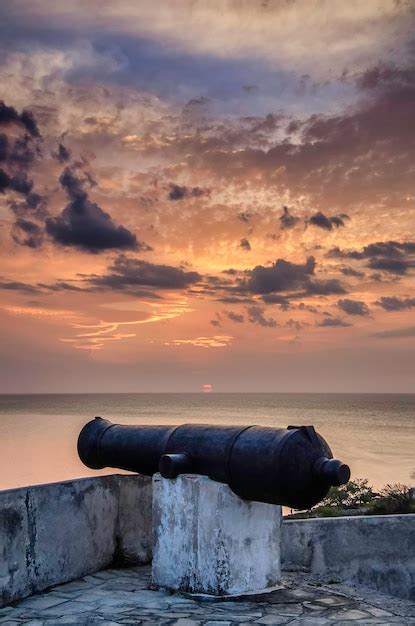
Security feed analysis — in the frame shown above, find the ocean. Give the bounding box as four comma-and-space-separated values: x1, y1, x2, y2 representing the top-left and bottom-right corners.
0, 393, 413, 491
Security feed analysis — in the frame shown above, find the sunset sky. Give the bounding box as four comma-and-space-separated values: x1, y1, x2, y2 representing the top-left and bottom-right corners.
0, 0, 414, 392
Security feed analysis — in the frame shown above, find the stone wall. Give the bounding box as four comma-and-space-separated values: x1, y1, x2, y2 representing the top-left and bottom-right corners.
282, 514, 415, 601
0, 475, 152, 607
1, 475, 414, 606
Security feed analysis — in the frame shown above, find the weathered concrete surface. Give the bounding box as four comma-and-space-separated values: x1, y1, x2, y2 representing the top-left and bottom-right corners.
282, 514, 415, 601
152, 473, 282, 596
0, 475, 152, 607
2, 564, 414, 624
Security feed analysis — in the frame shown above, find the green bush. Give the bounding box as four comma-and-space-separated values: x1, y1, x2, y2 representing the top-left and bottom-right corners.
320, 478, 376, 509
366, 484, 415, 515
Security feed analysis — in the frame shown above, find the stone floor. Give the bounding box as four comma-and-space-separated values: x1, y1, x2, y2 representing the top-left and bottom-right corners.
1, 566, 414, 625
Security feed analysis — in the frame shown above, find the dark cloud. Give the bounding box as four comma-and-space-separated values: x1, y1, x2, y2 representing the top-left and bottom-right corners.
0, 101, 40, 137
0, 168, 32, 195
223, 310, 244, 323
53, 143, 71, 163
308, 211, 349, 231
355, 63, 415, 93
12, 218, 44, 249
0, 103, 45, 242
317, 317, 351, 328
46, 168, 143, 253
88, 254, 201, 292
210, 319, 221, 327
0, 133, 8, 161
244, 256, 315, 294
327, 240, 415, 275
337, 298, 370, 316
279, 206, 299, 230
0, 278, 41, 294
303, 278, 346, 296
261, 294, 291, 309
6, 133, 40, 168
367, 257, 409, 275
375, 296, 415, 311
239, 238, 251, 251
246, 305, 277, 328
216, 295, 255, 304
168, 183, 209, 201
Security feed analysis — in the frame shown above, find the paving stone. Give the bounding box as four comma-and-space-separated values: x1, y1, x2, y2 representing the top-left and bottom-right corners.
3, 566, 415, 625
38, 600, 101, 616
314, 597, 352, 608
365, 606, 394, 617
16, 595, 69, 610
336, 609, 373, 620
51, 580, 95, 592
303, 601, 329, 611
47, 590, 84, 600
199, 615, 254, 622
292, 616, 332, 626
254, 617, 292, 625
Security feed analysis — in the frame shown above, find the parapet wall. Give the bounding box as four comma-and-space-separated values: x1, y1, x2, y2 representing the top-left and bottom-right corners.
282, 514, 415, 601
1, 475, 414, 607
0, 475, 152, 607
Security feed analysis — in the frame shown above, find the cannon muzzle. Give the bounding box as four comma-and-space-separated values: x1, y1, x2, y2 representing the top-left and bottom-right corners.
78, 417, 350, 509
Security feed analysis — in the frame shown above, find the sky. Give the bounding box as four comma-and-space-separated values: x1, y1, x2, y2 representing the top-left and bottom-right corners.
0, 0, 414, 393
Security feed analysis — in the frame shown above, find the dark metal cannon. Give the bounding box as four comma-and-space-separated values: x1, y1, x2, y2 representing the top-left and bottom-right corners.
78, 417, 350, 510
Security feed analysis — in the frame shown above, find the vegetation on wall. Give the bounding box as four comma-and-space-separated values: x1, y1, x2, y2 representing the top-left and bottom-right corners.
286, 479, 415, 518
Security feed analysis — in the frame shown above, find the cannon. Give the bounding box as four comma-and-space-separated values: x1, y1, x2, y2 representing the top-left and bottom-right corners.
78, 417, 350, 510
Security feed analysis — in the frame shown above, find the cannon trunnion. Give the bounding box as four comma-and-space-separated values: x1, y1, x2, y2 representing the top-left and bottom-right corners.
78, 417, 350, 510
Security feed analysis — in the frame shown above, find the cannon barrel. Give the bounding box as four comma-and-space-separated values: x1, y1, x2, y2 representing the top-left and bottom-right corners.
78, 417, 350, 509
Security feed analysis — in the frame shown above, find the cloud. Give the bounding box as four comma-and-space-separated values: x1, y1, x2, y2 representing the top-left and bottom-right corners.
11, 218, 44, 249
239, 238, 251, 251
0, 101, 40, 137
244, 256, 315, 294
46, 167, 143, 253
308, 211, 349, 231
0, 168, 33, 195
375, 296, 415, 311
303, 278, 346, 296
246, 306, 277, 328
88, 254, 201, 293
167, 335, 233, 348
168, 183, 208, 201
340, 266, 365, 278
372, 326, 415, 339
0, 132, 40, 169
223, 310, 244, 323
317, 317, 351, 328
53, 143, 71, 163
337, 298, 370, 316
327, 240, 415, 275
237, 211, 251, 223
261, 294, 291, 309
279, 206, 300, 230
0, 278, 41, 294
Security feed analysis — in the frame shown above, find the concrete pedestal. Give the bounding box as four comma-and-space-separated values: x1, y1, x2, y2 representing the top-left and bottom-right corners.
152, 473, 282, 596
